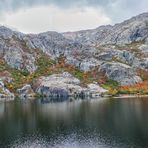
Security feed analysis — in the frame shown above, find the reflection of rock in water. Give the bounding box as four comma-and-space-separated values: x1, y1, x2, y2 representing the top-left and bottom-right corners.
40, 96, 68, 104
40, 87, 69, 101
0, 103, 4, 117
1, 98, 148, 147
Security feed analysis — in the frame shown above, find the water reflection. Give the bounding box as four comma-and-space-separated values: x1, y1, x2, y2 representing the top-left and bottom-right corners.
0, 98, 148, 147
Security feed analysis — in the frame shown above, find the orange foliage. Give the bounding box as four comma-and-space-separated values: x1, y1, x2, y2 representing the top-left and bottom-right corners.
59, 56, 66, 67
120, 81, 148, 94
137, 69, 148, 80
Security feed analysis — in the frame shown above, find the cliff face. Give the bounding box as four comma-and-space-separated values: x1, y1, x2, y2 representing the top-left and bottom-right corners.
0, 12, 148, 100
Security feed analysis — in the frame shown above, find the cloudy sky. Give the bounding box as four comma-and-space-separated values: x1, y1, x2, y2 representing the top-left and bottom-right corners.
0, 0, 148, 33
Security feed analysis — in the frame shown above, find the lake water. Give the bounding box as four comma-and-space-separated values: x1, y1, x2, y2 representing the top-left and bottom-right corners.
0, 97, 148, 148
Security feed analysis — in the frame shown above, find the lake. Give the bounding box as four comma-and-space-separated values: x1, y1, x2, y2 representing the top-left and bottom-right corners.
0, 97, 148, 148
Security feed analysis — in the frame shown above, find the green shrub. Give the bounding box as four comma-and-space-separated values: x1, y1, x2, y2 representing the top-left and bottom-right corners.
103, 79, 119, 89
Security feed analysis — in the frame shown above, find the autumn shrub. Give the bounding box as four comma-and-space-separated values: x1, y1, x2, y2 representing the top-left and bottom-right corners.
20, 68, 30, 76
0, 60, 9, 71
137, 69, 148, 81
102, 79, 119, 89
119, 82, 148, 95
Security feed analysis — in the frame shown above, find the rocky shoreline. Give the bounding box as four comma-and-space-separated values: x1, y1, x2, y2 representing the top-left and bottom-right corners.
20, 72, 108, 101
0, 72, 108, 102
113, 95, 148, 99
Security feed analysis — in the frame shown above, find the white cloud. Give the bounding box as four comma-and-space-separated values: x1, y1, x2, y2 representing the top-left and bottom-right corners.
0, 5, 112, 33
0, 0, 148, 33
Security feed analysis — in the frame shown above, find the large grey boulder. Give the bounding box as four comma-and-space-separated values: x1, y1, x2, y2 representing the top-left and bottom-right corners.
0, 79, 14, 101
34, 72, 107, 101
99, 62, 142, 85
34, 72, 86, 100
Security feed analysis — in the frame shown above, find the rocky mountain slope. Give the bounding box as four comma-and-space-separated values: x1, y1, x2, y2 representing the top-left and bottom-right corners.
63, 12, 148, 46
0, 12, 148, 100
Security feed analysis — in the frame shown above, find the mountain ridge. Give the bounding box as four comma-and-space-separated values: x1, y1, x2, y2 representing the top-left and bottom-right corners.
63, 12, 148, 46
0, 12, 148, 100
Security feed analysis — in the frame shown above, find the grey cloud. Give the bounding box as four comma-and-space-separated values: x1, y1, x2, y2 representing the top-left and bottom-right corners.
0, 0, 148, 23
0, 0, 113, 9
